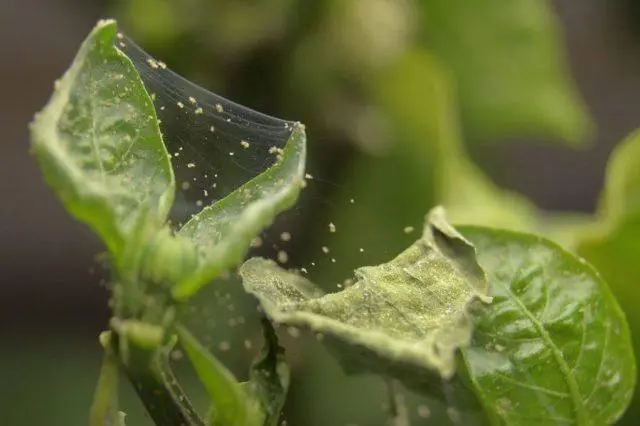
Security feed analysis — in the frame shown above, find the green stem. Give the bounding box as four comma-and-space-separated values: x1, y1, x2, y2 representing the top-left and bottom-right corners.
89, 337, 120, 426
385, 378, 410, 426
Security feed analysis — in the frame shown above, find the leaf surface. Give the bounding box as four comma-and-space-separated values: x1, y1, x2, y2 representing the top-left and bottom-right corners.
30, 20, 174, 256
460, 226, 635, 425
421, 0, 592, 144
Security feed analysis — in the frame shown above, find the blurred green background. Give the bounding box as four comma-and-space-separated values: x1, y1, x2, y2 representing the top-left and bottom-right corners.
3, 0, 640, 424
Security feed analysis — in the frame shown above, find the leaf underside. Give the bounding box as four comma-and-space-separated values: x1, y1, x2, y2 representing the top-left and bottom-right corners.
240, 207, 490, 389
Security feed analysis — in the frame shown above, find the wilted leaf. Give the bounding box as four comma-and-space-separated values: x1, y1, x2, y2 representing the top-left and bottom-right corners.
173, 124, 306, 300
460, 226, 635, 425
240, 207, 490, 385
421, 0, 592, 145
29, 19, 174, 256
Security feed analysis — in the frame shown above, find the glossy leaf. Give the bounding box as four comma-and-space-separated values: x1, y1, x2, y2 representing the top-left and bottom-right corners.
240, 207, 491, 383
176, 325, 257, 426
29, 19, 174, 256
173, 124, 306, 300
460, 226, 635, 425
421, 0, 592, 144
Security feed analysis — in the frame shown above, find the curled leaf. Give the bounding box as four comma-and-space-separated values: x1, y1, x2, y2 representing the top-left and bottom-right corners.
29, 20, 174, 256
240, 207, 490, 385
174, 124, 306, 300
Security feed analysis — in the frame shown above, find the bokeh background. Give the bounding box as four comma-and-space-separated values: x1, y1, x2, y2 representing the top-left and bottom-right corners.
3, 0, 640, 425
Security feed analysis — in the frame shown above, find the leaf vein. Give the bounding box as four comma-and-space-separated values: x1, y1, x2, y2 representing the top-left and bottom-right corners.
584, 320, 610, 405
570, 308, 588, 374
87, 63, 106, 175
494, 371, 571, 398
497, 276, 588, 423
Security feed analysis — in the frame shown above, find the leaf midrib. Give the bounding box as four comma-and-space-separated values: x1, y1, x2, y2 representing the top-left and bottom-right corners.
87, 60, 107, 176
498, 279, 588, 424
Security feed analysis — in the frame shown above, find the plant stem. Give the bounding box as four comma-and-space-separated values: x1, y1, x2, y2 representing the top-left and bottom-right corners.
385, 378, 410, 426
89, 339, 120, 426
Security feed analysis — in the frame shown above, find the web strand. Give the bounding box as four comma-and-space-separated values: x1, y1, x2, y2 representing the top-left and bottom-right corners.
115, 30, 296, 225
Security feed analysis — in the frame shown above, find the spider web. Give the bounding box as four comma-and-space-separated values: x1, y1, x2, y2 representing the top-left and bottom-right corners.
117, 32, 295, 227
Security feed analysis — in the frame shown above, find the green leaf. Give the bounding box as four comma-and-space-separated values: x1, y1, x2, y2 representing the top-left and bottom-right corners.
240, 207, 491, 385
243, 319, 290, 426
460, 226, 635, 425
173, 124, 306, 300
176, 325, 257, 426
29, 19, 174, 256
594, 129, 640, 224
438, 150, 538, 232
421, 0, 592, 145
573, 131, 640, 422
379, 49, 536, 232
179, 320, 288, 426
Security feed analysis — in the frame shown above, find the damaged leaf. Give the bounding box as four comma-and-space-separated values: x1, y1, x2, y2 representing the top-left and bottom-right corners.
240, 207, 490, 387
